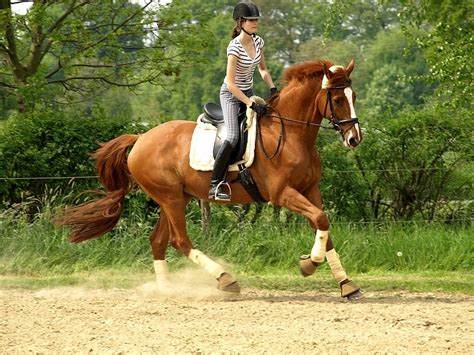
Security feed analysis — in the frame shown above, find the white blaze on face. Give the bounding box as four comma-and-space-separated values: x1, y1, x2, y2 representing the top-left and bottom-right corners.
344, 87, 356, 118
343, 87, 362, 147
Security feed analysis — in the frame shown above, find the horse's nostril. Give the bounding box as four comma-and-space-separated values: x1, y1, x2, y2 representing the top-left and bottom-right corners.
349, 137, 357, 147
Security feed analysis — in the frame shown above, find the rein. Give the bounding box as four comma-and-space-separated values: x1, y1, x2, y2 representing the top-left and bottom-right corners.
257, 110, 284, 160
257, 85, 359, 160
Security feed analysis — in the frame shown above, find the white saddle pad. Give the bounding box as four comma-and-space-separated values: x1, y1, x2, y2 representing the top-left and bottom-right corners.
189, 96, 264, 172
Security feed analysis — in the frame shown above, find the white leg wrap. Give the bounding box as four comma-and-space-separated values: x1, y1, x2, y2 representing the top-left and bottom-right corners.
326, 249, 348, 283
310, 230, 329, 263
188, 249, 225, 279
153, 259, 171, 287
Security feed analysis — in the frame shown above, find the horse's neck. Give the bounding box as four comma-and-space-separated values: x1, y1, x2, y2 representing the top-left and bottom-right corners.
274, 81, 322, 141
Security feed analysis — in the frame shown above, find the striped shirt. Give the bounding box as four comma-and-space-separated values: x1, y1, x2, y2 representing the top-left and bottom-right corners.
225, 35, 264, 90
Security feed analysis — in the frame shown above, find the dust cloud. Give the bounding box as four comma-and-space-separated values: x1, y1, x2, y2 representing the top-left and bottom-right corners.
139, 265, 234, 300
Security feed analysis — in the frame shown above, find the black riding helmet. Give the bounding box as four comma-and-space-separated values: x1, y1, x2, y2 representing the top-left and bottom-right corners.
233, 2, 261, 20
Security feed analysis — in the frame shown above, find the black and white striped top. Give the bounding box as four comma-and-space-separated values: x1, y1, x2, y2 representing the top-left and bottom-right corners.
225, 35, 264, 90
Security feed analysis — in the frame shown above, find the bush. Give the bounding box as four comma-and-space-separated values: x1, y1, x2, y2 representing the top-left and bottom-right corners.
318, 104, 472, 221
0, 107, 146, 206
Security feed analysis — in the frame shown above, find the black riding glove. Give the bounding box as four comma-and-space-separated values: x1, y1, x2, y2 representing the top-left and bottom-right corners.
270, 87, 278, 96
250, 102, 267, 116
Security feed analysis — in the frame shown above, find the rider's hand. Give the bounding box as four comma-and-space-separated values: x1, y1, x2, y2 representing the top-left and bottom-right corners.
250, 102, 267, 116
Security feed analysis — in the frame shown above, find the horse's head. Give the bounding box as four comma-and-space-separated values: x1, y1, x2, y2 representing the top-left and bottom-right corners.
318, 59, 362, 148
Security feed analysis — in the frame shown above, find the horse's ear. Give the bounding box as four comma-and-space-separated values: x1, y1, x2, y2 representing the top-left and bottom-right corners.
323, 63, 333, 79
346, 58, 355, 76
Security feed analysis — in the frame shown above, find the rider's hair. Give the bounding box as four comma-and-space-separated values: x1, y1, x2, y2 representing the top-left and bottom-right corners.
231, 19, 245, 38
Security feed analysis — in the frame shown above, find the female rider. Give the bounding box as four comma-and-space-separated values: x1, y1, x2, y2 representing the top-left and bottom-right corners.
209, 1, 277, 201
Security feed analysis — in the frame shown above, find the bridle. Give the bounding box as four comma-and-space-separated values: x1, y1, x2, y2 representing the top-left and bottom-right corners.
322, 85, 359, 136
257, 85, 359, 160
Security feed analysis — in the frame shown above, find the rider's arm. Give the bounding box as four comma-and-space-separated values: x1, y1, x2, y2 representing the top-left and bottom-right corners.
258, 49, 275, 90
226, 55, 254, 107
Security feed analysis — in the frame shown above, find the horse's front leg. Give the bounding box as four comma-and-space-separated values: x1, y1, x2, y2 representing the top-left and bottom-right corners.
277, 186, 362, 299
277, 185, 330, 261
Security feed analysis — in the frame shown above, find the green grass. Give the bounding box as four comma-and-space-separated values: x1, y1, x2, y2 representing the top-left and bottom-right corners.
0, 269, 152, 290
2, 269, 472, 295
1, 200, 473, 294
241, 270, 474, 294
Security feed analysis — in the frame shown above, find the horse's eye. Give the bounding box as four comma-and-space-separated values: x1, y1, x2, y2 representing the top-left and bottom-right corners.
334, 97, 344, 106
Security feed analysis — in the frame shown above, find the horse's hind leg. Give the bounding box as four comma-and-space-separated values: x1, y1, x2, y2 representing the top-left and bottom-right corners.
161, 198, 240, 294
149, 211, 172, 288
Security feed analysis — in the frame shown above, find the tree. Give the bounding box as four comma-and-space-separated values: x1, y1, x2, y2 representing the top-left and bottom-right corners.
255, 0, 327, 65
137, 3, 232, 121
363, 64, 413, 115
354, 105, 472, 220
399, 0, 473, 108
0, 0, 211, 113
294, 37, 360, 68
357, 28, 434, 112
323, 0, 403, 43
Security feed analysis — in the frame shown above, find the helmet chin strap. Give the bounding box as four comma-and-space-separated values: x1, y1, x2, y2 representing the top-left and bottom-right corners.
241, 27, 256, 37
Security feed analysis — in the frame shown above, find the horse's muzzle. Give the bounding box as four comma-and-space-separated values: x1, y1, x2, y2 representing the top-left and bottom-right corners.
343, 121, 362, 148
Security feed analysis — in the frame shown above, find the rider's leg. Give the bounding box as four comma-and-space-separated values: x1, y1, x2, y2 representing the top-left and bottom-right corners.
208, 140, 234, 201
208, 85, 250, 201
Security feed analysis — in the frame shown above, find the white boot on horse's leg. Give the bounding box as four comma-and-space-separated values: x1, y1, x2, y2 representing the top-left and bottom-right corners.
299, 230, 328, 276
310, 229, 328, 263
326, 249, 362, 300
188, 249, 240, 293
154, 259, 172, 289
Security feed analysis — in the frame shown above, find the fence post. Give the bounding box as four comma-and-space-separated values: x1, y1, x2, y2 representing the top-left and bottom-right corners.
200, 199, 211, 235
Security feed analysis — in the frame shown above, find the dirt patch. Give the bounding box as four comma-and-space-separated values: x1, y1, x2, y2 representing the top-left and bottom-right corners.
2, 271, 473, 353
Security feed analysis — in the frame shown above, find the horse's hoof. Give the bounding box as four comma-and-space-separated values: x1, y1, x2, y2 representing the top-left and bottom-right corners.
340, 280, 363, 300
218, 273, 240, 294
299, 255, 319, 277
346, 290, 363, 300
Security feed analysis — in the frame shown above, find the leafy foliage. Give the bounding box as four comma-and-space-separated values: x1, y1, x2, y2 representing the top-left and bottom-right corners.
0, 106, 146, 204
319, 105, 473, 221
399, 0, 473, 108
0, 0, 211, 112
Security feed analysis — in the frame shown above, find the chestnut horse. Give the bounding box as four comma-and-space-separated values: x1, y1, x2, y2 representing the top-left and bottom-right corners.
58, 59, 363, 299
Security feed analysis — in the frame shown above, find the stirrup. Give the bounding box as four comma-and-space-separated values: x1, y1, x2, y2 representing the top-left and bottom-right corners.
212, 181, 232, 201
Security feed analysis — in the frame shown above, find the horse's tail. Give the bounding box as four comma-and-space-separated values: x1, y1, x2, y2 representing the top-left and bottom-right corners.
57, 134, 140, 243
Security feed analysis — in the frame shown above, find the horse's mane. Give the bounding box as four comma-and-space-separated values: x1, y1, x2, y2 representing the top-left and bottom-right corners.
268, 59, 334, 105
283, 60, 334, 85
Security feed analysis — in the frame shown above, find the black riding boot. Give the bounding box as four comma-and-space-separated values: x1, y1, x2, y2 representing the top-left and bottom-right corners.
209, 140, 234, 201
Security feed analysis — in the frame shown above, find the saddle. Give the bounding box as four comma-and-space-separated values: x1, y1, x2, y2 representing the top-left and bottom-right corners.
200, 102, 249, 164
197, 101, 265, 202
